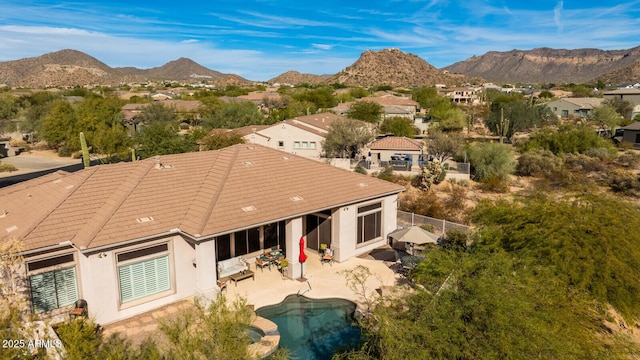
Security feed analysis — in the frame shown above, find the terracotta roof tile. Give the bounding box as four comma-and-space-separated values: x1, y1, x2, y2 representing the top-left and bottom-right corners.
1, 145, 402, 251
369, 136, 423, 151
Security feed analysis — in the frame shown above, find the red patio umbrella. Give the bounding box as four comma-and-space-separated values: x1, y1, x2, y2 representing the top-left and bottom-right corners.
299, 236, 307, 278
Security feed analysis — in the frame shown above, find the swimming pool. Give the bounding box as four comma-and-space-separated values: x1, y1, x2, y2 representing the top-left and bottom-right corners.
255, 295, 362, 360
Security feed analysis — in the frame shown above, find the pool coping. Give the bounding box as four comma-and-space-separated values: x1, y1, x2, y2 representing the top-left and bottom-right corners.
248, 315, 280, 359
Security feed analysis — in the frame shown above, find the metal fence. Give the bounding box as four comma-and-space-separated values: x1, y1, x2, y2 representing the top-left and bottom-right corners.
397, 210, 471, 236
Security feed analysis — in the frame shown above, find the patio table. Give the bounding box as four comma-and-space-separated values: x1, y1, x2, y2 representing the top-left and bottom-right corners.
230, 270, 254, 286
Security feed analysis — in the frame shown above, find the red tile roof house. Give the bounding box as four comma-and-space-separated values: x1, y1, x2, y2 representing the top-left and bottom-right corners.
368, 136, 424, 172
0, 144, 403, 325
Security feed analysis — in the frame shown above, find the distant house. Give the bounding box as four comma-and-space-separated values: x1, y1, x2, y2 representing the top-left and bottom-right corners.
212, 112, 368, 160
603, 88, 640, 106
0, 144, 403, 325
439, 87, 480, 104
332, 95, 419, 120
543, 97, 605, 119
368, 136, 424, 171
620, 121, 640, 147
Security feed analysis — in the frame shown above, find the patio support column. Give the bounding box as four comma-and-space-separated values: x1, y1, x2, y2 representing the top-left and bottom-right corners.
194, 239, 218, 299
410, 154, 419, 171
286, 217, 303, 279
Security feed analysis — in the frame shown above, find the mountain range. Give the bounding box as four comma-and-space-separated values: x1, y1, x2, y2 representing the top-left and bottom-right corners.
1, 46, 639, 88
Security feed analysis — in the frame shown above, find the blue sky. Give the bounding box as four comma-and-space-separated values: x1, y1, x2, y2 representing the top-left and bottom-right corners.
1, 0, 639, 81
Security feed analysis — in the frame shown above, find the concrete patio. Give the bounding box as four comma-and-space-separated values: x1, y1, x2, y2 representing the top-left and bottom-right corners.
101, 248, 402, 347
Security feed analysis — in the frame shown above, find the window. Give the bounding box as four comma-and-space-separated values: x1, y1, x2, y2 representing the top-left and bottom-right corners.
302, 141, 308, 149
117, 244, 171, 304
264, 221, 286, 256
561, 110, 568, 117
310, 142, 317, 149
28, 254, 78, 314
356, 202, 382, 244
234, 227, 261, 256
294, 141, 301, 149
277, 141, 284, 148
216, 234, 231, 261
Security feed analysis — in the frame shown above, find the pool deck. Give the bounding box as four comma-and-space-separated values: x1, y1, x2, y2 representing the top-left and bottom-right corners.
101, 247, 402, 348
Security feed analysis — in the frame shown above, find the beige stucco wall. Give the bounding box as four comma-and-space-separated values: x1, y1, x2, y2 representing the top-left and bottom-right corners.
82, 234, 196, 325
244, 123, 325, 159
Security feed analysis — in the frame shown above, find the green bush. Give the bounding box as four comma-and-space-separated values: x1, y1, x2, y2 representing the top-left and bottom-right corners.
354, 163, 368, 175
521, 124, 617, 156
516, 149, 563, 176
468, 142, 515, 181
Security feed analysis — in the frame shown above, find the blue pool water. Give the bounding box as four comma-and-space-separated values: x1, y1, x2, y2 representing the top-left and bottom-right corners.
256, 295, 362, 360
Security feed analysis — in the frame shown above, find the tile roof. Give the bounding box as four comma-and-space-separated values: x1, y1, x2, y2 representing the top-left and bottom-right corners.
561, 97, 605, 109
369, 137, 423, 151
0, 145, 403, 252
622, 121, 640, 131
290, 112, 347, 133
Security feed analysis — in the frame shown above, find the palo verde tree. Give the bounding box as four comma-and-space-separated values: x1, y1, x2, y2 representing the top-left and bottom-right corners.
322, 119, 374, 158
346, 100, 384, 123
379, 117, 418, 137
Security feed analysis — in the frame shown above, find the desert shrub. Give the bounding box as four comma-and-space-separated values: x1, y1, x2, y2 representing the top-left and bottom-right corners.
0, 163, 18, 172
608, 169, 640, 195
420, 224, 436, 233
376, 165, 394, 182
563, 153, 608, 173
479, 175, 510, 193
57, 145, 74, 157
617, 151, 640, 168
467, 142, 515, 181
521, 124, 616, 156
399, 190, 447, 219
583, 147, 617, 160
444, 184, 469, 223
516, 149, 563, 176
442, 228, 469, 251
354, 163, 368, 174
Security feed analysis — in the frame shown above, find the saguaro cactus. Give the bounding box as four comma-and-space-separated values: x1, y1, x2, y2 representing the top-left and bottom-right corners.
79, 132, 90, 168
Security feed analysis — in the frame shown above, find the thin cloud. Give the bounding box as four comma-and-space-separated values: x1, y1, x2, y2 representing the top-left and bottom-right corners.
554, 1, 564, 33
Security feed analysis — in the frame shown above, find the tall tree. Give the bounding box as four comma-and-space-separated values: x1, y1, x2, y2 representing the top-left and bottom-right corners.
322, 119, 374, 158
206, 101, 264, 129
0, 93, 18, 134
346, 101, 384, 123
467, 142, 515, 181
426, 130, 463, 163
380, 117, 417, 137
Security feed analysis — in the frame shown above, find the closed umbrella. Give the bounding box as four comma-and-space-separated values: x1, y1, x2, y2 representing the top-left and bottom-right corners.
299, 236, 307, 279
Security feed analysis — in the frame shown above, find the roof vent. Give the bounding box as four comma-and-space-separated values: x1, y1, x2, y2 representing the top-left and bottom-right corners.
6, 225, 17, 233
243, 161, 255, 166
136, 216, 155, 223
357, 182, 368, 188
290, 196, 304, 202
281, 156, 290, 160
242, 206, 257, 212
0, 210, 8, 218
65, 184, 74, 190
246, 146, 255, 150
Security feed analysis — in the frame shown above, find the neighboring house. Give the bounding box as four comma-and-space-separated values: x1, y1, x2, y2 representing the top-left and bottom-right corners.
368, 136, 424, 171
603, 88, 640, 106
332, 95, 419, 121
439, 87, 480, 104
216, 112, 361, 160
0, 144, 403, 325
543, 97, 605, 119
620, 121, 640, 147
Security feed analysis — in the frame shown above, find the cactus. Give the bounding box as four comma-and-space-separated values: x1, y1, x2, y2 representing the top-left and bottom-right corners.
80, 132, 90, 168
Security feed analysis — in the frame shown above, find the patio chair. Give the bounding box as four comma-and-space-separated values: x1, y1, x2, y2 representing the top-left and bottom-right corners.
255, 256, 271, 272
321, 248, 334, 266
69, 299, 88, 321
